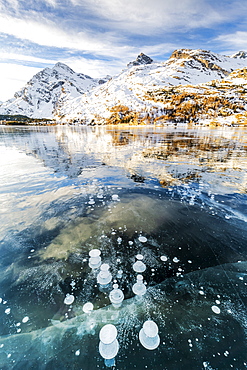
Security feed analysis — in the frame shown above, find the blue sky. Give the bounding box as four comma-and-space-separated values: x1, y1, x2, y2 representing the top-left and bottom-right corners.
0, 0, 247, 101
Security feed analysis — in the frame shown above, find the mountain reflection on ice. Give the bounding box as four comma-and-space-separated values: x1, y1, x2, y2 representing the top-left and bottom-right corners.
0, 125, 247, 369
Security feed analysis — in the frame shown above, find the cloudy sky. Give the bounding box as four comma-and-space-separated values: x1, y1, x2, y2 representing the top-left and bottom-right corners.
0, 0, 247, 101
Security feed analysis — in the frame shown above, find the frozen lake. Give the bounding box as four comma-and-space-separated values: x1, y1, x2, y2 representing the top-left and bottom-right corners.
0, 125, 247, 369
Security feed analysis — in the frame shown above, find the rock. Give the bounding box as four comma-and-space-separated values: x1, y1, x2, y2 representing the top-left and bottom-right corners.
127, 53, 153, 67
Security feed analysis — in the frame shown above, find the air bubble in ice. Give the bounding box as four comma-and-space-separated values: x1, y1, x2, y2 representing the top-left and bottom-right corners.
109, 284, 124, 309
83, 302, 94, 313
138, 236, 147, 243
133, 254, 146, 273
64, 294, 75, 305
136, 254, 143, 260
89, 249, 102, 269
139, 320, 160, 350
160, 255, 168, 262
97, 264, 112, 286
211, 305, 221, 314
99, 324, 117, 345
132, 275, 146, 297
99, 324, 119, 365
22, 316, 29, 323
116, 270, 123, 279
70, 280, 76, 289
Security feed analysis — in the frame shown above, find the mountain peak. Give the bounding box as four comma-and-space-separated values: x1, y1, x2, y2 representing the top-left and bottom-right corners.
53, 62, 75, 74
127, 53, 153, 67
231, 51, 247, 59
169, 48, 214, 60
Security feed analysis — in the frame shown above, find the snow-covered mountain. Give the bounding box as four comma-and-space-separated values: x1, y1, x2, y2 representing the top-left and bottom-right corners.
59, 49, 247, 123
0, 63, 110, 118
1, 49, 247, 125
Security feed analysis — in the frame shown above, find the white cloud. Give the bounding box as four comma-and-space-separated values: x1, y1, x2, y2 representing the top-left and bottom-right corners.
141, 43, 179, 58
44, 0, 57, 6
0, 63, 41, 101
0, 13, 134, 59
61, 57, 123, 78
0, 52, 56, 65
216, 31, 247, 51
0, 0, 236, 61
1, 0, 19, 11
71, 0, 225, 35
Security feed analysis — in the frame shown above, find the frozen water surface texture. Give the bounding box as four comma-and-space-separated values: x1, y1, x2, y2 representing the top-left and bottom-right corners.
0, 125, 247, 369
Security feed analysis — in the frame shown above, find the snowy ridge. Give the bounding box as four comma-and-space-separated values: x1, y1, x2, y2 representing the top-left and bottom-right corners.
58, 49, 247, 123
0, 63, 110, 119
231, 51, 247, 59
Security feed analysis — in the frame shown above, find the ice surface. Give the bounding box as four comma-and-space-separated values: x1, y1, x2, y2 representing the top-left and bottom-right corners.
0, 129, 247, 369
